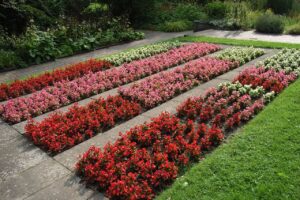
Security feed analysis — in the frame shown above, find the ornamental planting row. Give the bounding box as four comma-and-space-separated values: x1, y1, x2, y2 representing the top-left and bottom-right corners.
0, 41, 181, 101
0, 43, 220, 123
258, 48, 300, 75
75, 49, 299, 199
215, 47, 264, 65
75, 83, 271, 199
103, 41, 181, 66
24, 57, 235, 153
119, 57, 238, 108
118, 47, 265, 109
0, 60, 112, 101
26, 96, 142, 153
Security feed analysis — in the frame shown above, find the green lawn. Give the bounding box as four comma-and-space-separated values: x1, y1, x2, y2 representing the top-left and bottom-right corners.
157, 79, 300, 200
176, 36, 300, 49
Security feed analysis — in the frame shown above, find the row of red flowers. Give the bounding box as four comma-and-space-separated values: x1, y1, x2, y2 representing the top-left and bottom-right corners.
234, 66, 297, 93
0, 42, 182, 101
0, 60, 112, 101
75, 82, 272, 199
0, 43, 220, 124
25, 95, 142, 153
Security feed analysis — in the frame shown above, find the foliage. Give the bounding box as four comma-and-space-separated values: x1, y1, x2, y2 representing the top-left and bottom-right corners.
15, 24, 60, 64
242, 10, 263, 29
209, 19, 240, 30
159, 20, 192, 32
0, 50, 25, 70
255, 12, 284, 34
143, 2, 207, 32
267, 0, 293, 14
205, 1, 228, 19
285, 23, 300, 35
0, 18, 144, 70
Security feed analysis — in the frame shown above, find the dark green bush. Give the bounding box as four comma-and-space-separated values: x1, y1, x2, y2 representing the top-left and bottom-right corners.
285, 23, 300, 35
159, 20, 192, 32
15, 25, 60, 64
205, 1, 227, 19
255, 14, 284, 34
0, 50, 25, 70
267, 0, 293, 15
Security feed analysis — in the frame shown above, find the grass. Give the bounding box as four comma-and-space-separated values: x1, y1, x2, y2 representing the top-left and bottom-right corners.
176, 36, 300, 49
157, 79, 300, 200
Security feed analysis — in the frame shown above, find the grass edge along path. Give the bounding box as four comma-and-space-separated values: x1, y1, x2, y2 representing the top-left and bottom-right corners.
157, 79, 300, 200
176, 36, 300, 49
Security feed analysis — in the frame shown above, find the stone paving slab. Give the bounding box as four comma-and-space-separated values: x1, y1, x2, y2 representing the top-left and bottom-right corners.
0, 122, 20, 146
0, 159, 70, 200
24, 174, 98, 200
0, 134, 48, 181
0, 31, 192, 84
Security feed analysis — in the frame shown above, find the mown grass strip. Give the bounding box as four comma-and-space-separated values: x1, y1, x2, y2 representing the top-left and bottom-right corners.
157, 79, 300, 200
176, 36, 300, 49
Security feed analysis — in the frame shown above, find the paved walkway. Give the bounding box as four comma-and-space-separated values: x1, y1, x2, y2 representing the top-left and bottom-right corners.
193, 29, 300, 44
0, 30, 192, 83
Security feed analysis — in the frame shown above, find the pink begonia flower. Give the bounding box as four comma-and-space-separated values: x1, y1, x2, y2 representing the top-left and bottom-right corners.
119, 57, 237, 109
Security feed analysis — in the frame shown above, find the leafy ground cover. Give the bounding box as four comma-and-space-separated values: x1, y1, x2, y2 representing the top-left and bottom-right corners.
177, 36, 300, 49
157, 78, 300, 200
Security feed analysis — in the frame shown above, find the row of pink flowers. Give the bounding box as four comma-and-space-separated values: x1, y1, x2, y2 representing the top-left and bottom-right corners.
0, 43, 220, 123
119, 57, 238, 108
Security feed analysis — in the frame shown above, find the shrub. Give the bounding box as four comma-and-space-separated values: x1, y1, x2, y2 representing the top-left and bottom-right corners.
0, 50, 25, 70
173, 3, 208, 22
205, 1, 228, 19
209, 19, 241, 30
267, 0, 293, 15
285, 23, 300, 35
255, 13, 284, 34
159, 20, 192, 32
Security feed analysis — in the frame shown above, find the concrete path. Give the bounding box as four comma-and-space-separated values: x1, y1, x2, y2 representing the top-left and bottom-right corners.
0, 47, 278, 200
193, 29, 300, 44
0, 30, 192, 83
